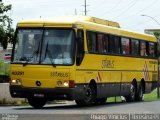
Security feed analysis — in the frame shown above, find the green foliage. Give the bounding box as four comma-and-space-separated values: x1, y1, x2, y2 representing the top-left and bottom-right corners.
154, 31, 160, 38
0, 59, 10, 76
153, 31, 160, 55
0, 2, 14, 49
0, 3, 12, 14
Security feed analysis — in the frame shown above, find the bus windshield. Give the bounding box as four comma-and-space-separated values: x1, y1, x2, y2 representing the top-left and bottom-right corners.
12, 29, 75, 65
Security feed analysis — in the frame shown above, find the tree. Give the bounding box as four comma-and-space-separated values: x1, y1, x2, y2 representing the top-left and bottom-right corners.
153, 31, 160, 56
0, 2, 14, 50
154, 31, 160, 39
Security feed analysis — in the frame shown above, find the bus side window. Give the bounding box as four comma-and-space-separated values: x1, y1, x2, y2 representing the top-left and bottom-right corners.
109, 35, 121, 54
103, 34, 109, 53
131, 39, 139, 56
140, 41, 147, 56
155, 43, 158, 57
121, 37, 130, 55
97, 33, 104, 53
87, 31, 97, 53
149, 42, 155, 57
76, 29, 84, 66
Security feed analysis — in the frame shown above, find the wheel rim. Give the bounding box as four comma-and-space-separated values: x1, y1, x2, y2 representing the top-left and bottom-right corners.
84, 86, 92, 102
130, 84, 135, 100
139, 85, 143, 99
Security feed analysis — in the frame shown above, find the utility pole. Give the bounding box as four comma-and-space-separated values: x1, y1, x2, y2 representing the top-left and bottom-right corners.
83, 0, 89, 16
75, 8, 77, 15
84, 0, 87, 15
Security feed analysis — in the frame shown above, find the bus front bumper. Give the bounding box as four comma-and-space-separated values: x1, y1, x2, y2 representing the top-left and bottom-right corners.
9, 85, 86, 100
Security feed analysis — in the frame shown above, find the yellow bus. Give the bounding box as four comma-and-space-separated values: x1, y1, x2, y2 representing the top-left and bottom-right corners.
10, 15, 158, 108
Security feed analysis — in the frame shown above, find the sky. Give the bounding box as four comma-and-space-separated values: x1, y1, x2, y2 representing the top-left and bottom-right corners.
2, 0, 160, 33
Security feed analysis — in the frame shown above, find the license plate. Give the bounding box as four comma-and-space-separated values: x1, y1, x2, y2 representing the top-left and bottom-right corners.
34, 93, 44, 98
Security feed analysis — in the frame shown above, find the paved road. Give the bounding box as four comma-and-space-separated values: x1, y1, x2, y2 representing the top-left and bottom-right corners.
0, 100, 160, 120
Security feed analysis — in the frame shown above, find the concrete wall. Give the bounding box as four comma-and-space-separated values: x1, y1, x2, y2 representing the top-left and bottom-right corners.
0, 83, 25, 104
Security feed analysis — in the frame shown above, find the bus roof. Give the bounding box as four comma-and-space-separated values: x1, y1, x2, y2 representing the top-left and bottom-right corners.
18, 15, 120, 28
81, 21, 157, 42
17, 15, 157, 42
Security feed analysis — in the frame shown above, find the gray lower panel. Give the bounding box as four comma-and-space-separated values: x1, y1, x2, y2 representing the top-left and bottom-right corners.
96, 83, 130, 98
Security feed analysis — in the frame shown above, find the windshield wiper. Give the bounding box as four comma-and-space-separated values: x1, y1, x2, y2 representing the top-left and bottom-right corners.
17, 57, 29, 66
44, 42, 56, 67
22, 60, 29, 66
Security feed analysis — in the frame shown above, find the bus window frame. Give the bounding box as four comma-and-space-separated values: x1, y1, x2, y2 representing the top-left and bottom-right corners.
11, 27, 76, 66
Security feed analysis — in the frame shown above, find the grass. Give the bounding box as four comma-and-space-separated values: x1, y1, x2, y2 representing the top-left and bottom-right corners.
107, 89, 160, 103
107, 96, 122, 103
144, 89, 160, 101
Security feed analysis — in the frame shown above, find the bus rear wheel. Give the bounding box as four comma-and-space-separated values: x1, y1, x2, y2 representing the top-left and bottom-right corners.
28, 98, 46, 109
136, 83, 144, 101
125, 83, 136, 102
75, 83, 96, 106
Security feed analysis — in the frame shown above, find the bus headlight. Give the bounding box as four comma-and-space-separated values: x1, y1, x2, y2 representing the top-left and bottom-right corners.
11, 79, 21, 85
57, 81, 62, 87
64, 81, 69, 87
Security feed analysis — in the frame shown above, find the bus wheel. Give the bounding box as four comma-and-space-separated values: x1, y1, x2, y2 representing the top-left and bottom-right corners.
136, 83, 144, 101
125, 83, 136, 102
28, 98, 46, 109
75, 83, 96, 106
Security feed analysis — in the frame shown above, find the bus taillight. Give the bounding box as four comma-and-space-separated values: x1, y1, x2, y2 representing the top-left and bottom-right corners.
69, 80, 75, 88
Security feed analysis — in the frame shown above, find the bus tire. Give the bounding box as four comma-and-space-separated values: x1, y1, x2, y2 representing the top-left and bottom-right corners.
28, 98, 46, 109
75, 83, 96, 106
125, 82, 136, 102
136, 83, 144, 101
